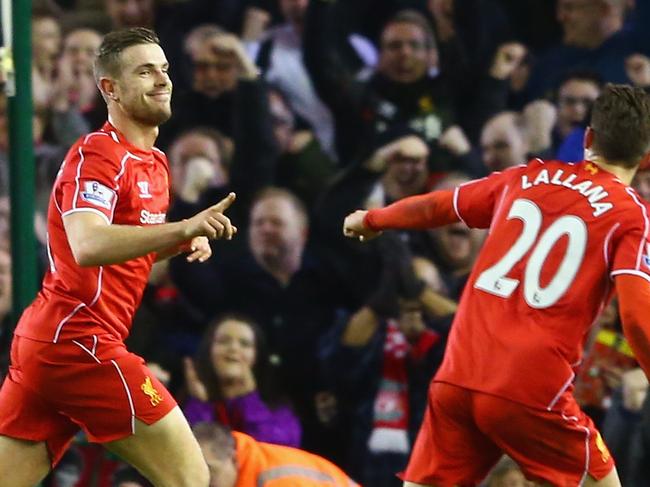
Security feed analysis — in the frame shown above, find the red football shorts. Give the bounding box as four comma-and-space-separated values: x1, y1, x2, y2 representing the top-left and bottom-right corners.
402, 382, 615, 487
0, 334, 176, 467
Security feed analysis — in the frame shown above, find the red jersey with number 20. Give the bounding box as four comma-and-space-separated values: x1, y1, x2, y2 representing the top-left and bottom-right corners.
14, 122, 171, 343
435, 159, 650, 410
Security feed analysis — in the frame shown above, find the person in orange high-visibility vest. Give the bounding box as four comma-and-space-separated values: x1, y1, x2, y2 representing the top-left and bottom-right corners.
193, 421, 360, 487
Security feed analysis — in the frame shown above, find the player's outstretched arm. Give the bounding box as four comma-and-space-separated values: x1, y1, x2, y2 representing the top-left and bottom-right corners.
342, 189, 459, 242
63, 193, 238, 267
617, 274, 650, 378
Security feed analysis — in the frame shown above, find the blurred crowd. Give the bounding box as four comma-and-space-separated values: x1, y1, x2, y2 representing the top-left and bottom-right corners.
1, 0, 650, 485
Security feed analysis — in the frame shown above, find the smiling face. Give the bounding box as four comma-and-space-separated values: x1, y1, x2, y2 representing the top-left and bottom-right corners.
379, 21, 431, 83
210, 319, 257, 382
109, 43, 172, 126
248, 195, 307, 269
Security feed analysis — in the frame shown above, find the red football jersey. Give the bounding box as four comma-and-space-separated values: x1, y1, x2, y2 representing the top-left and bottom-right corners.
435, 159, 650, 410
15, 123, 171, 343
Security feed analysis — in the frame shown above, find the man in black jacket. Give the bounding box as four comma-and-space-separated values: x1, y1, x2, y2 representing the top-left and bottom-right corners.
303, 3, 484, 174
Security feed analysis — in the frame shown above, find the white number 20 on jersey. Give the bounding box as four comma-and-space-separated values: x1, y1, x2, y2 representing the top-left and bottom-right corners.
474, 199, 587, 309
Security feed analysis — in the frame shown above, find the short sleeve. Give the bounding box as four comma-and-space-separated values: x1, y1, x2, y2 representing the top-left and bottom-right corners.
611, 224, 650, 283
59, 138, 123, 224
454, 165, 523, 229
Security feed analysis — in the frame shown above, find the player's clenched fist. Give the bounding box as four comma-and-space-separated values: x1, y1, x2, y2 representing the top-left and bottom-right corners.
343, 210, 382, 242
184, 192, 238, 240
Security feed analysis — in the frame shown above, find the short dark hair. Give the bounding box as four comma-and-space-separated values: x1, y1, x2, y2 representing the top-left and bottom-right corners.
557, 69, 604, 92
383, 10, 437, 51
32, 0, 62, 20
94, 27, 160, 81
590, 84, 650, 168
251, 187, 309, 230
192, 422, 236, 460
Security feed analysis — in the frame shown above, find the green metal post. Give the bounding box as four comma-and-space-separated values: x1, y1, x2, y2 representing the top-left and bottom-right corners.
8, 0, 37, 318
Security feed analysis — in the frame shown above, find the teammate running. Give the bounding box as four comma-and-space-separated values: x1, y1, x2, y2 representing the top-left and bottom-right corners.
344, 84, 650, 487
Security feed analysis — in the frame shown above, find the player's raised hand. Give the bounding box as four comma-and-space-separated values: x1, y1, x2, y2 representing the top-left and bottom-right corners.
184, 192, 238, 240
343, 210, 382, 242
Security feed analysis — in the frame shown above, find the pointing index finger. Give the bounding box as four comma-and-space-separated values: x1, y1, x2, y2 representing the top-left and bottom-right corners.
212, 192, 236, 213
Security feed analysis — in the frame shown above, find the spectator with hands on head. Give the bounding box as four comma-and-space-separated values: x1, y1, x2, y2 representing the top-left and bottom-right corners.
321, 232, 454, 486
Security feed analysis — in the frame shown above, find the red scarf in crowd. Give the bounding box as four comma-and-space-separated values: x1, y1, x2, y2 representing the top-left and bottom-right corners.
368, 320, 439, 454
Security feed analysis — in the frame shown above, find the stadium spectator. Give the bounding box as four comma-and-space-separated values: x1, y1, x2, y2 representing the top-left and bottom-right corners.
104, 0, 155, 29
46, 27, 105, 148
480, 102, 556, 171
303, 4, 477, 172
625, 53, 650, 91
525, 0, 650, 100
193, 421, 358, 487
58, 27, 107, 136
183, 314, 301, 447
552, 71, 604, 162
171, 187, 343, 387
465, 41, 530, 137
484, 456, 533, 487
266, 87, 337, 210
158, 27, 261, 146
632, 169, 650, 201
554, 71, 603, 148
313, 134, 439, 309
600, 367, 647, 484
479, 112, 529, 173
253, 0, 339, 157
321, 237, 453, 486
32, 5, 62, 114
167, 127, 232, 222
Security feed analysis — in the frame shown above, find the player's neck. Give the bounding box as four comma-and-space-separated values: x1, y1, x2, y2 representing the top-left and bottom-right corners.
588, 155, 637, 186
107, 113, 159, 151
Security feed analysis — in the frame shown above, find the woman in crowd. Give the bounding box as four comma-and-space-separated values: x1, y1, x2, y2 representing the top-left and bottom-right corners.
183, 314, 302, 447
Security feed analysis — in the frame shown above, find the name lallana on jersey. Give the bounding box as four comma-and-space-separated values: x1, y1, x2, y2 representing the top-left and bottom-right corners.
521, 168, 613, 217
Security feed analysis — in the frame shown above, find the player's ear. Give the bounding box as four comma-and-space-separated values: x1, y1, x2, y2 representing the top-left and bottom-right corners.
99, 77, 119, 102
583, 126, 594, 150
